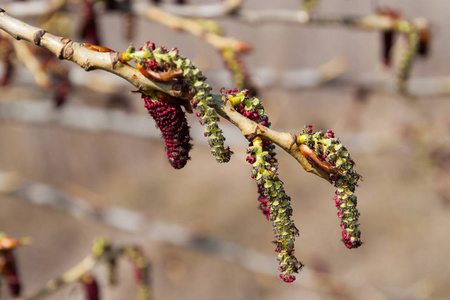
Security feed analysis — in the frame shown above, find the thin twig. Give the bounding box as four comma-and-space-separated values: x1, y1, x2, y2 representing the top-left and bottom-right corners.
2, 0, 67, 18
136, 5, 252, 53
9, 38, 52, 89
0, 9, 179, 98
17, 241, 107, 300
157, 0, 244, 18
213, 94, 331, 181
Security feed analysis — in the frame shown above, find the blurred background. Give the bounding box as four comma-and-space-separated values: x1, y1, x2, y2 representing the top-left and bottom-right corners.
1, 0, 450, 299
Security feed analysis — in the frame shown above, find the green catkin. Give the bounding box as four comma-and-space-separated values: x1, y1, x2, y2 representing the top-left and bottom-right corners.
227, 90, 302, 283
298, 126, 362, 249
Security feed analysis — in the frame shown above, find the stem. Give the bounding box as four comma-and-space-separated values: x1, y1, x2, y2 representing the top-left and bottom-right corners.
18, 250, 104, 300
213, 95, 331, 181
0, 9, 180, 98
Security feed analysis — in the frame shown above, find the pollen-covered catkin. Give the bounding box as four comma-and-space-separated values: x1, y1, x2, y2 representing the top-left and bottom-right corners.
227, 89, 303, 282
298, 126, 362, 249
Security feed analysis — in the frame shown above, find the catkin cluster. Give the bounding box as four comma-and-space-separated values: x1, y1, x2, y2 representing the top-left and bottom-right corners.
123, 42, 231, 163
227, 89, 302, 282
297, 126, 362, 249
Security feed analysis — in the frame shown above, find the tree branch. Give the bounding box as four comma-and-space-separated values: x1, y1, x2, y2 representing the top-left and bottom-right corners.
18, 241, 106, 300
0, 8, 335, 182
156, 0, 244, 18
137, 5, 252, 53
0, 8, 180, 98
213, 95, 331, 181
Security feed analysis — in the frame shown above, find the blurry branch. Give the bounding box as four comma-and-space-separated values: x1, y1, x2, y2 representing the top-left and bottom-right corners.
0, 30, 51, 89
1, 172, 441, 300
137, 5, 252, 53
12, 238, 151, 300
2, 0, 244, 19
155, 0, 244, 18
2, 0, 67, 18
0, 171, 279, 277
4, 0, 430, 33
234, 9, 428, 32
20, 246, 102, 300
9, 37, 52, 89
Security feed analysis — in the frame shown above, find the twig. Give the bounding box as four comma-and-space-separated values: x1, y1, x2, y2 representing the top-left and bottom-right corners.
2, 0, 67, 18
10, 38, 52, 89
213, 95, 330, 181
0, 9, 330, 181
17, 240, 109, 300
136, 5, 252, 53
2, 172, 444, 300
0, 9, 179, 99
156, 0, 244, 18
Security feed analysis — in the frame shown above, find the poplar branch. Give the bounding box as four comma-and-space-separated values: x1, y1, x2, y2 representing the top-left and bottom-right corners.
235, 9, 429, 33
9, 36, 52, 89
0, 8, 331, 182
157, 0, 244, 18
213, 95, 331, 182
137, 5, 252, 53
0, 8, 180, 98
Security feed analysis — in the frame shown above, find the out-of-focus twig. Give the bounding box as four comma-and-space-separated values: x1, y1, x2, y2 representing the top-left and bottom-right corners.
8, 237, 152, 300
10, 38, 52, 89
157, 0, 244, 18
138, 5, 252, 53
0, 9, 179, 98
18, 239, 109, 300
3, 0, 67, 18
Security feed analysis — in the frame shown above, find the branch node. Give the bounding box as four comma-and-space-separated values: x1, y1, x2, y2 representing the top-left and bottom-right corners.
58, 38, 72, 59
62, 41, 74, 59
33, 29, 46, 46
245, 126, 259, 141
82, 58, 92, 71
110, 52, 119, 68
288, 133, 297, 151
